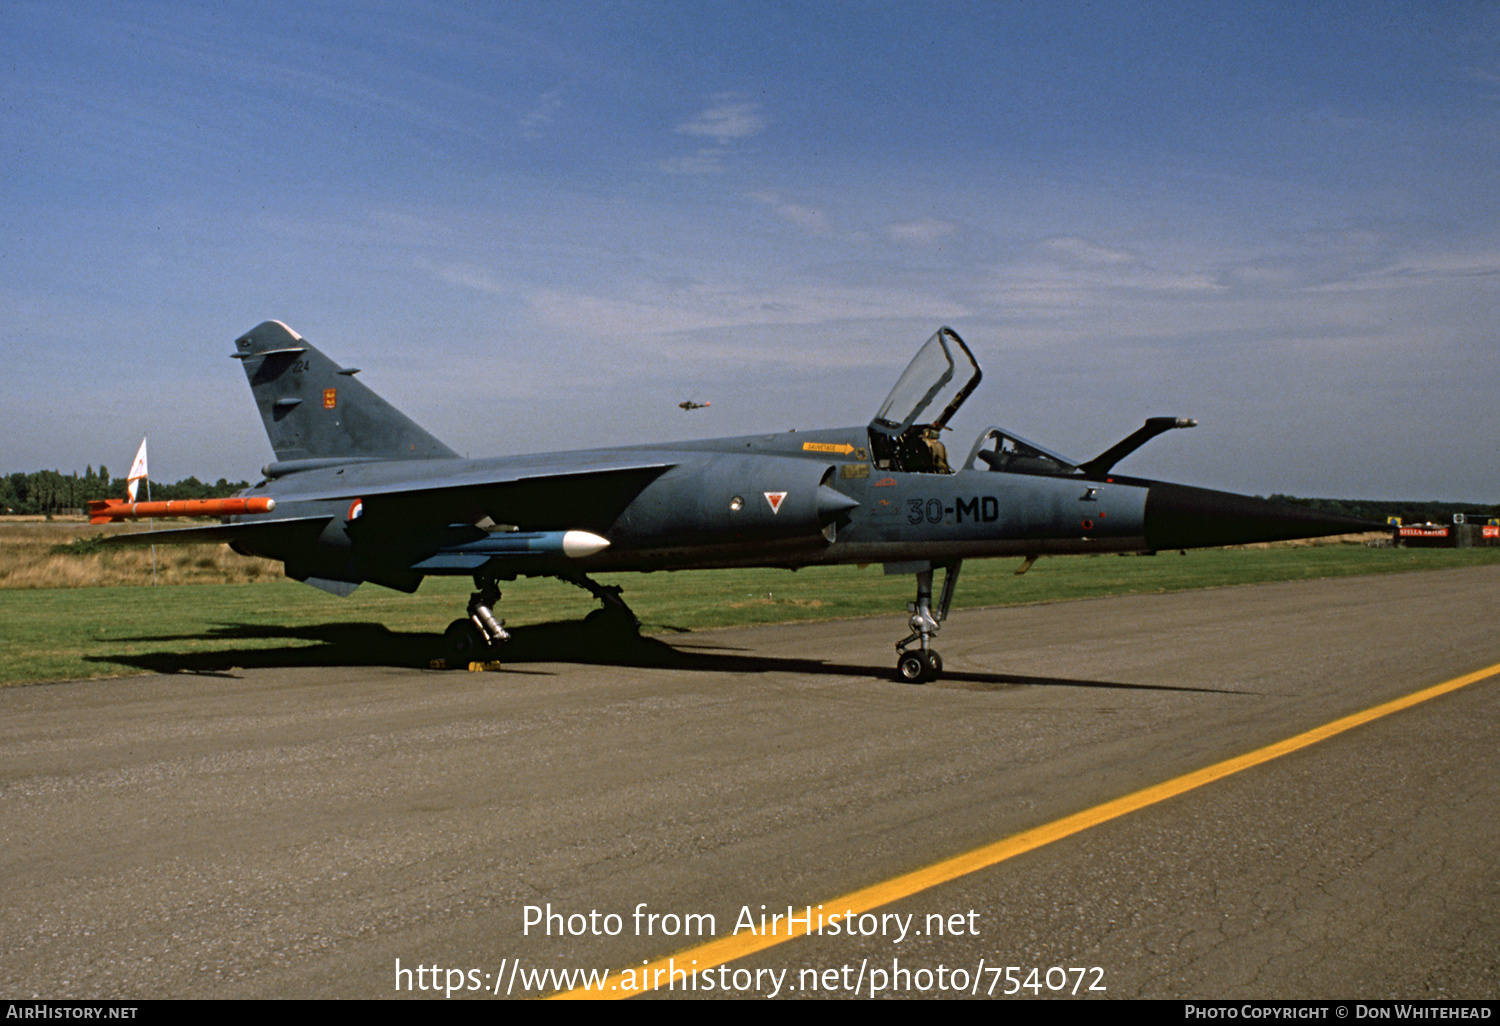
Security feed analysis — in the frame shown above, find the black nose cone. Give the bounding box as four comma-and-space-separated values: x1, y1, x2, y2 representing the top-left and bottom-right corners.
1145, 483, 1379, 550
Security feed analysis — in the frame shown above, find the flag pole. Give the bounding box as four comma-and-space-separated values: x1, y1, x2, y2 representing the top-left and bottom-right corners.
147, 476, 157, 587
128, 437, 156, 586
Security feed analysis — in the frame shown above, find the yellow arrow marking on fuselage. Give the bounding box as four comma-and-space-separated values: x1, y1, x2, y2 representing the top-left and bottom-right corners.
801, 442, 856, 455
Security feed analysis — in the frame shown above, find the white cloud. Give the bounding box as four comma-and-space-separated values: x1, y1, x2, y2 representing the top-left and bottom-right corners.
885, 218, 958, 246
751, 192, 829, 232
519, 89, 564, 139
1462, 63, 1500, 98
527, 280, 967, 340
660, 147, 728, 175
676, 98, 768, 143
1303, 247, 1500, 292
662, 97, 768, 174
1042, 236, 1141, 266
426, 261, 515, 297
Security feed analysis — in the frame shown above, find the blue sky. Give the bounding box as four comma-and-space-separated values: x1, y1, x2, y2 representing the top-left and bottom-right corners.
4, 1, 1497, 500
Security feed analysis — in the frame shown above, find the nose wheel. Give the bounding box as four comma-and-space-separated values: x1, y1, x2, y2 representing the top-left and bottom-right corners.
897, 649, 944, 683
893, 561, 960, 684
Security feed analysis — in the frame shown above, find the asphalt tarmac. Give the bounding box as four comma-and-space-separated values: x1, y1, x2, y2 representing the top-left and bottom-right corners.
2, 565, 1498, 1000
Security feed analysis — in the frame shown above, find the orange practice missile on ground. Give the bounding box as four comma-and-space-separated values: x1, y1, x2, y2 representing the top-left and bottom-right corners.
87, 497, 275, 524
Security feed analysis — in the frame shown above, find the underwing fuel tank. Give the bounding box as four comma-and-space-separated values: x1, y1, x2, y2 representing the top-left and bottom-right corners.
87, 497, 276, 524
1142, 482, 1373, 550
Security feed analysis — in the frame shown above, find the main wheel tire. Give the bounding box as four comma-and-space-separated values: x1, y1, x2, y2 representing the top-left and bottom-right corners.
443, 618, 487, 667
585, 606, 640, 641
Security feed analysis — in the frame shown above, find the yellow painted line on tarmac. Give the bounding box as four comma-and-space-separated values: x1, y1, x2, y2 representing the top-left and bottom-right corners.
551, 659, 1500, 999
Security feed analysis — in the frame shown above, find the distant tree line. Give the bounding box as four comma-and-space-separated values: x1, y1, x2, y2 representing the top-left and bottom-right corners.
0, 468, 250, 515
1271, 495, 1500, 526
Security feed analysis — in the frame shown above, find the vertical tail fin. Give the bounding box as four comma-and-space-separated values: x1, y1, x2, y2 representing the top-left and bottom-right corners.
232, 321, 458, 463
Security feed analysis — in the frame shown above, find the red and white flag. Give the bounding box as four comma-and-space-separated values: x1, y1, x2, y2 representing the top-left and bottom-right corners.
127, 438, 148, 501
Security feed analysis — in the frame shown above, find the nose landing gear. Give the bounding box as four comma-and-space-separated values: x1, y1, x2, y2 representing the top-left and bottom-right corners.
893, 561, 961, 683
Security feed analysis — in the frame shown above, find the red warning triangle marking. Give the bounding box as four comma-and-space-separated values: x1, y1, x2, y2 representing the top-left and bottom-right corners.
764, 491, 787, 514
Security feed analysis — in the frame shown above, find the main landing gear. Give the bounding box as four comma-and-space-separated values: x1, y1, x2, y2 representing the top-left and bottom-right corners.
560, 573, 641, 635
441, 573, 643, 666
894, 562, 961, 684
443, 577, 511, 665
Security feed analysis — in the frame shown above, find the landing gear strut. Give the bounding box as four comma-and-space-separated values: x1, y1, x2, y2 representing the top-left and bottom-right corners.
440, 574, 643, 667
562, 574, 642, 639
443, 576, 510, 665
894, 561, 961, 683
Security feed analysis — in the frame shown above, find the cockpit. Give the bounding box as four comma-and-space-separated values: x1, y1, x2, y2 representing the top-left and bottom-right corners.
869, 327, 1191, 479
867, 327, 983, 474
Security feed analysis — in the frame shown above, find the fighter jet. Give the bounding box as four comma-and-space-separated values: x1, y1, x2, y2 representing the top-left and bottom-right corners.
102, 322, 1372, 682
678, 400, 711, 411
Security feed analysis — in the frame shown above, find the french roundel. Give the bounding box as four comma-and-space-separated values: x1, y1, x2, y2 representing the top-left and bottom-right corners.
348, 499, 364, 521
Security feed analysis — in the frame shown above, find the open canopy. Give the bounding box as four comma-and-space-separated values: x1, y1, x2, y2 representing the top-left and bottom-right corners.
869, 327, 982, 438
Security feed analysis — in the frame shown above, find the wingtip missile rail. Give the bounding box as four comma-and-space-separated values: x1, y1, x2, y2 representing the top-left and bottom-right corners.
87, 497, 276, 524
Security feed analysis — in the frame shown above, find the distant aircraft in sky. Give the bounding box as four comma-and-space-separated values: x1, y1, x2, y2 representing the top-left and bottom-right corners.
98, 322, 1372, 682
678, 400, 710, 411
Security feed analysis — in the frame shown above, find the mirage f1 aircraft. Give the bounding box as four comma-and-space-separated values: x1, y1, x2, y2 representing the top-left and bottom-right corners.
102, 321, 1371, 682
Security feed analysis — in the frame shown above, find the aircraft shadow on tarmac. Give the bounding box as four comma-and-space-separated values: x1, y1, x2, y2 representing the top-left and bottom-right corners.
83, 615, 1244, 695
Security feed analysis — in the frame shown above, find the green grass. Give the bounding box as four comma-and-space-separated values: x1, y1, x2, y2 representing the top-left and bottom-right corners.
3, 544, 1498, 685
